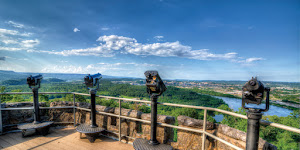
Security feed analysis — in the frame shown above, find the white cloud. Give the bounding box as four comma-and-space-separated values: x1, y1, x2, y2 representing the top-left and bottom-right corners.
33, 35, 263, 63
21, 39, 40, 48
58, 60, 68, 63
40, 62, 160, 75
0, 28, 18, 35
73, 28, 80, 32
0, 47, 24, 51
3, 56, 28, 61
41, 64, 123, 74
245, 57, 264, 63
0, 26, 38, 51
101, 27, 110, 31
232, 57, 265, 65
0, 39, 39, 51
154, 35, 164, 41
2, 39, 18, 44
20, 32, 32, 37
41, 65, 85, 73
97, 62, 160, 67
6, 21, 25, 28
0, 28, 31, 37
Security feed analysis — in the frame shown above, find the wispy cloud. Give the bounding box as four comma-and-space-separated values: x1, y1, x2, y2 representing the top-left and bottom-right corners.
154, 35, 164, 41
41, 65, 87, 74
0, 28, 31, 37
0, 25, 39, 51
58, 60, 68, 63
21, 39, 40, 48
0, 47, 24, 51
41, 62, 160, 75
73, 28, 80, 32
101, 27, 110, 31
0, 28, 18, 35
97, 62, 160, 67
41, 64, 124, 74
245, 57, 264, 63
6, 21, 25, 28
2, 39, 18, 44
232, 57, 265, 65
3, 56, 28, 61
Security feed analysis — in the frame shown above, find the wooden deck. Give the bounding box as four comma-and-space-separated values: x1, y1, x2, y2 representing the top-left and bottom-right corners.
0, 127, 134, 150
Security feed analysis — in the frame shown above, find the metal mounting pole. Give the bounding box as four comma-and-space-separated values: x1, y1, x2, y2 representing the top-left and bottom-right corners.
246, 109, 262, 150
33, 88, 40, 123
0, 96, 2, 134
149, 94, 159, 145
119, 99, 121, 142
90, 90, 97, 128
73, 94, 76, 127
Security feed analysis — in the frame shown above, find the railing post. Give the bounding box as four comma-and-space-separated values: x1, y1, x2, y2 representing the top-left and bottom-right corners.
73, 93, 76, 127
0, 96, 2, 134
119, 99, 121, 142
202, 109, 207, 150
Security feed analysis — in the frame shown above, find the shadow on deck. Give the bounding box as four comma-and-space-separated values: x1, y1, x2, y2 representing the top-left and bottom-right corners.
0, 127, 134, 150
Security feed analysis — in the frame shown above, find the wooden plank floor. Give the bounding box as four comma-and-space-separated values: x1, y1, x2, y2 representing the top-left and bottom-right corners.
0, 127, 134, 150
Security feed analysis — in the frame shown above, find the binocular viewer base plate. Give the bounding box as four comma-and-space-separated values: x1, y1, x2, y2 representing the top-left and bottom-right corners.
18, 121, 53, 130
76, 124, 105, 143
133, 138, 173, 150
18, 121, 53, 137
76, 124, 104, 134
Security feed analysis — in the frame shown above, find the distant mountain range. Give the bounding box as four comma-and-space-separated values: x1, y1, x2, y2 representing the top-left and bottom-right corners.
0, 70, 137, 82
0, 70, 298, 84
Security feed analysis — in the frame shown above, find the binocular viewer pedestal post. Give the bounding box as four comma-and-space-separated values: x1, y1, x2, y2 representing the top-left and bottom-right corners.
76, 89, 104, 143
32, 88, 40, 124
18, 87, 53, 137
133, 94, 172, 150
246, 109, 263, 150
90, 89, 98, 128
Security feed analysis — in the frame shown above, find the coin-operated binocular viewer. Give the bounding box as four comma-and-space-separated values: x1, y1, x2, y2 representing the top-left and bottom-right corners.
76, 73, 105, 143
242, 77, 270, 150
18, 75, 53, 137
133, 71, 172, 150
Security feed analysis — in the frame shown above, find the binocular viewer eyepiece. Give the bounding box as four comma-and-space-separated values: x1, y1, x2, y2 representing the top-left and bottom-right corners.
242, 77, 265, 105
144, 70, 167, 95
27, 74, 43, 88
242, 77, 270, 112
84, 73, 102, 92
84, 73, 102, 88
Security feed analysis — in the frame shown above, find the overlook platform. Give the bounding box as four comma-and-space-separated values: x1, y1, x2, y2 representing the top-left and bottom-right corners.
1, 92, 299, 150
0, 127, 134, 150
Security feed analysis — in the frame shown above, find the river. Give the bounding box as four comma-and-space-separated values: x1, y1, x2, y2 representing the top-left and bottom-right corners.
213, 96, 294, 122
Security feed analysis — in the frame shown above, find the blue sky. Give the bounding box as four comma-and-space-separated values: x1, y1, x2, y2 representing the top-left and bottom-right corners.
0, 0, 299, 82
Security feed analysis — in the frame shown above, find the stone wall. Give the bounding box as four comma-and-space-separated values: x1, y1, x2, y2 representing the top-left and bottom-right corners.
171, 115, 277, 150
1, 101, 277, 150
49, 101, 175, 144
1, 102, 48, 125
